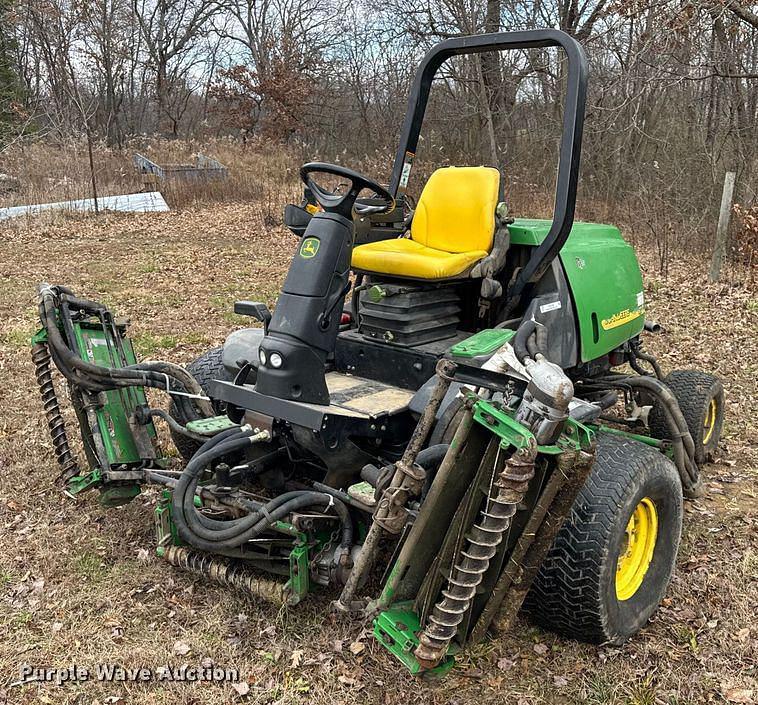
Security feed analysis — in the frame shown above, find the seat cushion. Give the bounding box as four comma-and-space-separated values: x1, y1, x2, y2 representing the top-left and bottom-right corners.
411, 166, 500, 253
352, 238, 487, 280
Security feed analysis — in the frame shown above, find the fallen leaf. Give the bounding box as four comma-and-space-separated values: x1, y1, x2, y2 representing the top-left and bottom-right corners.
724, 688, 754, 703
173, 640, 191, 656
348, 641, 365, 656
496, 657, 515, 670
533, 643, 548, 655
231, 681, 250, 697
735, 628, 750, 642
290, 649, 304, 667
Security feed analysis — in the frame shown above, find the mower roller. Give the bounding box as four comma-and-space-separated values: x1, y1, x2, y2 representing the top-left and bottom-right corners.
32, 29, 725, 675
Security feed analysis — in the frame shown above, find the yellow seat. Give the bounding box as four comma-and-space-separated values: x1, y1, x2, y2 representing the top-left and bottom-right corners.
352, 166, 500, 280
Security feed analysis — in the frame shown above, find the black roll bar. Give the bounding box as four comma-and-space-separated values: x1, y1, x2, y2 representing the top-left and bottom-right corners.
389, 29, 588, 297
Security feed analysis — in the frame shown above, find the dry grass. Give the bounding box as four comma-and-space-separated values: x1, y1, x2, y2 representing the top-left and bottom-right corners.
0, 137, 302, 214
0, 154, 756, 705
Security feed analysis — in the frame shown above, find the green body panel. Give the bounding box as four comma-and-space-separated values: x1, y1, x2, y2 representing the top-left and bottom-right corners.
450, 328, 515, 358
509, 218, 645, 362
71, 321, 155, 466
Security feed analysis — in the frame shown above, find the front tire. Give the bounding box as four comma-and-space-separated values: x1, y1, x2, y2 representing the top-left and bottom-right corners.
525, 434, 683, 644
170, 347, 234, 461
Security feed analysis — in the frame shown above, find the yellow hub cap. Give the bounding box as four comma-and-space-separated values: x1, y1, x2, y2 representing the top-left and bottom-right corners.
703, 398, 718, 445
616, 497, 658, 601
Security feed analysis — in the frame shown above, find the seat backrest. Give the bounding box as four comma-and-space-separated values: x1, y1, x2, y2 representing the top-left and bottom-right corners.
410, 166, 500, 254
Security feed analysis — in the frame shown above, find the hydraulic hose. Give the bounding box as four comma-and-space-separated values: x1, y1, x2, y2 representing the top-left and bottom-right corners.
418, 444, 450, 498
127, 361, 213, 418
171, 429, 353, 552
513, 318, 537, 364
38, 287, 209, 421
599, 375, 700, 491
142, 408, 208, 442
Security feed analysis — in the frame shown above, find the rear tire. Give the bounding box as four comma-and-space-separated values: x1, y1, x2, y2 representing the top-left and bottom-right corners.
170, 347, 234, 462
648, 369, 724, 464
524, 434, 683, 644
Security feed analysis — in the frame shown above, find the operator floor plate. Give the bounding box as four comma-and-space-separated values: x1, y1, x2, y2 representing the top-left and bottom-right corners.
325, 372, 414, 416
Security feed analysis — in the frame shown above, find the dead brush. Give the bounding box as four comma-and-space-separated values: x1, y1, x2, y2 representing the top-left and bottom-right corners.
733, 203, 758, 276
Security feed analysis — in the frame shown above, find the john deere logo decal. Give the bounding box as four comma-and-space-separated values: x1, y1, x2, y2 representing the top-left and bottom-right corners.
601, 307, 644, 331
300, 237, 320, 258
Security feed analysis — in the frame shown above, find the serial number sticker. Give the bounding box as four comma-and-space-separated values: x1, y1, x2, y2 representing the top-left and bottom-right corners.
636, 291, 644, 307
539, 301, 562, 314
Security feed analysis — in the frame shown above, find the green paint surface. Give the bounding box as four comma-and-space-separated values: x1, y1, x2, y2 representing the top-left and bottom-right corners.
450, 328, 516, 358
186, 415, 238, 435
373, 604, 455, 676
72, 321, 155, 466
509, 218, 645, 361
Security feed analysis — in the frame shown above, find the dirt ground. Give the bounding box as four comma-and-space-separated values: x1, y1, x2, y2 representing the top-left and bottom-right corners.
0, 202, 756, 705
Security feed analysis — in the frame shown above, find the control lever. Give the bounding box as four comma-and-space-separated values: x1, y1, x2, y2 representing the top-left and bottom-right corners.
234, 301, 272, 333
319, 281, 352, 331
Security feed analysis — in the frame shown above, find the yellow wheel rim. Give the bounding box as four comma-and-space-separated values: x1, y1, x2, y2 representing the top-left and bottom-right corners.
703, 398, 717, 445
616, 497, 658, 601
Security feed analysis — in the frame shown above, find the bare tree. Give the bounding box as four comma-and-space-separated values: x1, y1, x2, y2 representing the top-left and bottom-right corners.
131, 0, 220, 135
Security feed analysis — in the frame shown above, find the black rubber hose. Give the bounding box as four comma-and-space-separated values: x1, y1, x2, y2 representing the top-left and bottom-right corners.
60, 293, 107, 312
592, 390, 619, 410
245, 492, 353, 550
513, 318, 537, 363
599, 375, 699, 487
633, 346, 664, 380
526, 333, 540, 359
145, 470, 178, 486
172, 431, 353, 551
535, 321, 549, 353
173, 433, 265, 542
143, 408, 208, 442
40, 292, 207, 421
418, 444, 450, 499
127, 361, 213, 418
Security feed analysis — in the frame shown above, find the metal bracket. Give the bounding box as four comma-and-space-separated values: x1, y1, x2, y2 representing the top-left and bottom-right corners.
373, 604, 456, 676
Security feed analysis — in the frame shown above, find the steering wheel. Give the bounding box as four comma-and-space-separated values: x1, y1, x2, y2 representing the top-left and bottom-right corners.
300, 162, 395, 219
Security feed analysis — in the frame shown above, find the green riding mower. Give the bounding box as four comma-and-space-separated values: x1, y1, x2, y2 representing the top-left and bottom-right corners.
32, 30, 724, 675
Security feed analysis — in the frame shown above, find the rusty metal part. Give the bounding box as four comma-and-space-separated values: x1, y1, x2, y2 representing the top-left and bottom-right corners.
374, 358, 458, 534
163, 545, 292, 606
32, 341, 81, 482
491, 446, 596, 632
334, 358, 457, 613
469, 446, 594, 642
369, 400, 476, 613
414, 440, 537, 669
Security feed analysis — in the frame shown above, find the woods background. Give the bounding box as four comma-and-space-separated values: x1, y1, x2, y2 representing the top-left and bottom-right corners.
1, 0, 757, 266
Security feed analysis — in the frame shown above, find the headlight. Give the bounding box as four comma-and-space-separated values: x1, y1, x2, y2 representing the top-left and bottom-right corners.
269, 352, 283, 369
259, 349, 267, 366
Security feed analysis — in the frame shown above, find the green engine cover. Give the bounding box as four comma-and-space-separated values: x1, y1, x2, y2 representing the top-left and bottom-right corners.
509, 219, 645, 363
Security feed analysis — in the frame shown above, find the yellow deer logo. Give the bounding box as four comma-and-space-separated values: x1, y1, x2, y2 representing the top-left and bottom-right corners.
300, 237, 320, 259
